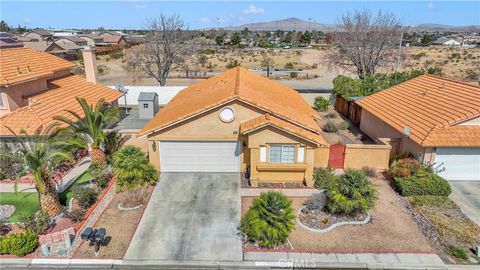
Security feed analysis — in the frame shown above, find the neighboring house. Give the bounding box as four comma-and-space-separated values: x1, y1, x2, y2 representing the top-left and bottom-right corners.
101, 35, 127, 46
0, 47, 123, 136
13, 35, 37, 42
356, 75, 480, 181
80, 34, 105, 46
22, 41, 63, 52
0, 33, 23, 48
432, 37, 462, 46
138, 67, 330, 186
55, 36, 88, 47
24, 29, 53, 41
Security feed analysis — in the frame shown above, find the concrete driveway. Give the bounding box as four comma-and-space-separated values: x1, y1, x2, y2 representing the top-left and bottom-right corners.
124, 173, 242, 261
449, 181, 480, 225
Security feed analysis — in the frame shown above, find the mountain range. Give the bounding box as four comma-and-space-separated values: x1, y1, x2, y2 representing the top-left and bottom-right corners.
221, 17, 480, 33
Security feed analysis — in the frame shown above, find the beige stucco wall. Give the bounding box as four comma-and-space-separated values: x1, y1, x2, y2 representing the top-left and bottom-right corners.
0, 79, 48, 116
360, 109, 426, 162
344, 143, 391, 170
458, 116, 480, 126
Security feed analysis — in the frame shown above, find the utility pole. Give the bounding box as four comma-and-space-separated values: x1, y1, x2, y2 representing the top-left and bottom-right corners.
395, 31, 404, 74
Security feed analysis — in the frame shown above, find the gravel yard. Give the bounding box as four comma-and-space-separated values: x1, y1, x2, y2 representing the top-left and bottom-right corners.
72, 187, 153, 259
241, 179, 432, 253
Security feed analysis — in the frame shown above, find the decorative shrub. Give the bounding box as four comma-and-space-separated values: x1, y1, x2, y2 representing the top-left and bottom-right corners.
90, 160, 110, 189
447, 245, 468, 260
0, 230, 38, 256
66, 208, 84, 222
303, 193, 327, 211
361, 166, 377, 178
327, 170, 378, 215
19, 211, 50, 235
313, 96, 330, 112
325, 112, 337, 118
395, 173, 451, 196
313, 167, 336, 190
393, 152, 416, 161
72, 186, 98, 210
239, 192, 295, 248
113, 146, 158, 190
338, 121, 350, 130
389, 158, 420, 178
322, 121, 338, 133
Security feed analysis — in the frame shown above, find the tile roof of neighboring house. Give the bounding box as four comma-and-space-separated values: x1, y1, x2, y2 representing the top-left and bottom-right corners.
54, 42, 82, 51
423, 126, 480, 147
138, 67, 321, 137
82, 34, 104, 41
60, 36, 86, 43
240, 114, 327, 146
0, 75, 123, 136
102, 35, 124, 43
0, 47, 75, 86
22, 41, 58, 52
356, 74, 480, 146
32, 29, 53, 36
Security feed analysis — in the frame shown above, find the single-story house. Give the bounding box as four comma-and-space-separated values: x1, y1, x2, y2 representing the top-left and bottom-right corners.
431, 37, 462, 46
22, 41, 63, 52
80, 34, 105, 46
138, 67, 330, 186
356, 74, 480, 181
101, 35, 127, 46
24, 29, 53, 41
55, 36, 88, 47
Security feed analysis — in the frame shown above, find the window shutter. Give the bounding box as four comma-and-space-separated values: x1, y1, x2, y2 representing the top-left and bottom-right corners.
297, 147, 305, 162
260, 146, 267, 162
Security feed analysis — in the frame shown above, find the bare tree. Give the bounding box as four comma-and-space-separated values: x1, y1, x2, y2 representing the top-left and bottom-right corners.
328, 10, 402, 79
261, 52, 275, 77
137, 14, 187, 86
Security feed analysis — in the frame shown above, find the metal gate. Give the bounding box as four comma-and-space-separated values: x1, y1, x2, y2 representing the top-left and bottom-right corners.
328, 144, 346, 169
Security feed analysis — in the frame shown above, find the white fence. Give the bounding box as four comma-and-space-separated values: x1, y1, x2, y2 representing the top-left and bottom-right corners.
109, 86, 187, 106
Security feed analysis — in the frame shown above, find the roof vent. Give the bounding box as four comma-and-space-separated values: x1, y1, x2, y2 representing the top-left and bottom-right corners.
420, 89, 428, 96
403, 127, 410, 137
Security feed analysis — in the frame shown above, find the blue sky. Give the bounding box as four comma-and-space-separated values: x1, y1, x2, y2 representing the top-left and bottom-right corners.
2, 1, 479, 30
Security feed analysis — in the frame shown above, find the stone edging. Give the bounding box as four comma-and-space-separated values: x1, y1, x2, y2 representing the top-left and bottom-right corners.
117, 203, 142, 211
296, 206, 371, 233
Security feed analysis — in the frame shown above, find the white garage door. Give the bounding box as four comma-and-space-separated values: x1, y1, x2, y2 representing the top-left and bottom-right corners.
435, 147, 480, 181
159, 141, 241, 172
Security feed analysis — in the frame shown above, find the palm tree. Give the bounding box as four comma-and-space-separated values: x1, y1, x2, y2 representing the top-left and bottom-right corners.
54, 97, 120, 163
0, 125, 72, 216
112, 146, 158, 190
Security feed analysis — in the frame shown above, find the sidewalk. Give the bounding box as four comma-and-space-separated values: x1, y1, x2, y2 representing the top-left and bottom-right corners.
56, 157, 91, 192
245, 251, 446, 268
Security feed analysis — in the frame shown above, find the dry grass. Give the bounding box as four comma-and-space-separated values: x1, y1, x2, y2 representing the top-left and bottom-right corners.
242, 179, 432, 253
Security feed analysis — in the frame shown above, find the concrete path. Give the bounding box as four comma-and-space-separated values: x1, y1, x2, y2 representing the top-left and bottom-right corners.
56, 157, 91, 192
449, 181, 480, 225
124, 173, 242, 261
245, 251, 445, 268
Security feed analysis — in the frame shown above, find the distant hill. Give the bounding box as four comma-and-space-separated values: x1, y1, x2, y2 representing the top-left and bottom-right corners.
219, 17, 479, 33
223, 17, 335, 32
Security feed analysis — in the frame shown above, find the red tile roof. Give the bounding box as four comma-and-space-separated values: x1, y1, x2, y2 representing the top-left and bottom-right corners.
240, 114, 327, 146
0, 75, 123, 136
424, 125, 480, 147
138, 67, 320, 137
356, 74, 480, 146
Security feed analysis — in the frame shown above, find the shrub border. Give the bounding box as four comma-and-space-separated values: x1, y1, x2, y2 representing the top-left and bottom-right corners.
295, 206, 371, 233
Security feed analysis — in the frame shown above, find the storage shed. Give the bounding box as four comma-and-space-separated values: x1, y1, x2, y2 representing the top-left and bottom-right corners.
138, 92, 159, 119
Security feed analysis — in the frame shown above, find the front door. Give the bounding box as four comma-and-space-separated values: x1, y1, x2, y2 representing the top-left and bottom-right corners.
328, 144, 346, 169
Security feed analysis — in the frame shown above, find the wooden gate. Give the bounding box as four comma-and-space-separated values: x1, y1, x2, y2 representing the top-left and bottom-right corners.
328, 144, 346, 169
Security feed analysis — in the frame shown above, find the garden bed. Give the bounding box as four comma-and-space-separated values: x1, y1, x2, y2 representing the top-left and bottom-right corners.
297, 206, 370, 232
241, 179, 432, 253
58, 170, 93, 205
0, 193, 39, 222
72, 186, 154, 259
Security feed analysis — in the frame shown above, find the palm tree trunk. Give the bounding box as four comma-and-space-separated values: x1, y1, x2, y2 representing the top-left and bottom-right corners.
39, 190, 62, 217
90, 147, 106, 163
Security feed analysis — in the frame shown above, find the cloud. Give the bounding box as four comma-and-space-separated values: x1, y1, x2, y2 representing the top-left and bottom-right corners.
199, 17, 210, 23
243, 4, 265, 14
426, 2, 436, 10
23, 18, 30, 24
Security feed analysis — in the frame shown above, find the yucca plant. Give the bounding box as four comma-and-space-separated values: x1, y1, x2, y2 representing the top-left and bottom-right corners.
240, 191, 295, 248
0, 125, 72, 216
54, 97, 120, 163
112, 146, 158, 190
327, 169, 378, 215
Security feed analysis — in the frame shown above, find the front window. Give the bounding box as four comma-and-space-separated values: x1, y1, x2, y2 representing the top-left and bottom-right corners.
143, 103, 149, 108
269, 145, 295, 163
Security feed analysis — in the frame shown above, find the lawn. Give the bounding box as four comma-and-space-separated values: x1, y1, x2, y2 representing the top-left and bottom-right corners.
58, 170, 93, 205
0, 192, 40, 222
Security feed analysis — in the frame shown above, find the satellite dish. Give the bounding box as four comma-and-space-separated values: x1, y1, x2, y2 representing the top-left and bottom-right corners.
403, 127, 410, 137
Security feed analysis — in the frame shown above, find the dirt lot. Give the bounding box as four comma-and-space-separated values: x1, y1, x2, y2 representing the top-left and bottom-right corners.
241, 178, 432, 253
72, 187, 153, 259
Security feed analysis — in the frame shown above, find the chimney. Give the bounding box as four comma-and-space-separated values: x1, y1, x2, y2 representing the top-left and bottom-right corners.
82, 46, 98, 84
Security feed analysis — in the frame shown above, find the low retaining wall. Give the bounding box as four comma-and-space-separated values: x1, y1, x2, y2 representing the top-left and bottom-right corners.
343, 141, 391, 170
